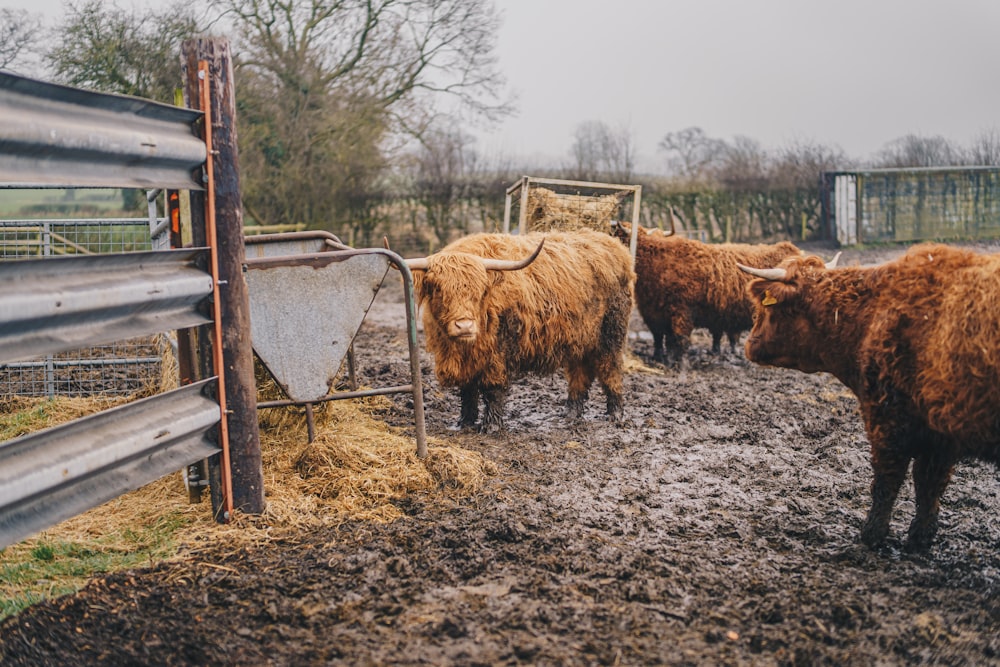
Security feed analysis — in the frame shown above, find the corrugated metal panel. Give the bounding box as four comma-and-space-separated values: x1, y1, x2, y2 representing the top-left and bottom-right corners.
0, 71, 205, 190
0, 379, 221, 549
0, 248, 213, 363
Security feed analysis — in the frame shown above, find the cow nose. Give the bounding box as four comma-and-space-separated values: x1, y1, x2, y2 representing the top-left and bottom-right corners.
449, 319, 478, 338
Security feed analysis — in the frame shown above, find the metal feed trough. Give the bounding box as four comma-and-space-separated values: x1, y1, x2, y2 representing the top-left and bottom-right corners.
244, 231, 426, 456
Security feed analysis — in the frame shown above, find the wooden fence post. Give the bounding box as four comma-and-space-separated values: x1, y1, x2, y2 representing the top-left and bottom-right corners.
181, 36, 265, 517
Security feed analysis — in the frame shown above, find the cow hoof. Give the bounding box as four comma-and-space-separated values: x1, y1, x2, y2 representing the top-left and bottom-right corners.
904, 523, 937, 553
859, 524, 889, 550
478, 420, 504, 435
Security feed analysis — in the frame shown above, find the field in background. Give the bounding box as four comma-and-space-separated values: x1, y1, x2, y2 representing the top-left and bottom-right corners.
0, 189, 131, 219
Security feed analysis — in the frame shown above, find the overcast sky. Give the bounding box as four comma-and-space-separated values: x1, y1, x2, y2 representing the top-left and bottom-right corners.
7, 0, 1000, 170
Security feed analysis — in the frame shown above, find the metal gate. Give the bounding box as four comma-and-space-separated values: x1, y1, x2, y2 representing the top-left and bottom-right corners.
0, 208, 170, 397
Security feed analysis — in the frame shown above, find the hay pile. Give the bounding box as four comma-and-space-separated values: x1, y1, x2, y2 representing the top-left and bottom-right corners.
1, 365, 497, 569
525, 187, 625, 232
249, 392, 496, 531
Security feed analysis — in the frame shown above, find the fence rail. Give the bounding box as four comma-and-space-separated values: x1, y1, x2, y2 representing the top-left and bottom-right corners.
0, 66, 234, 546
0, 379, 220, 549
0, 216, 177, 397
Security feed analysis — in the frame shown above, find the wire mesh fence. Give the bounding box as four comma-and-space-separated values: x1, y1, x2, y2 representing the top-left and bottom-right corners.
0, 215, 169, 398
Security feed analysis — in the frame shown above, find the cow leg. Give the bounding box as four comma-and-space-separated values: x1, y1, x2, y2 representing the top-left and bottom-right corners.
597, 369, 625, 423
860, 446, 910, 548
665, 314, 693, 366
726, 332, 739, 355
565, 364, 594, 420
458, 385, 479, 430
906, 449, 954, 551
651, 330, 666, 362
479, 385, 507, 434
710, 329, 723, 355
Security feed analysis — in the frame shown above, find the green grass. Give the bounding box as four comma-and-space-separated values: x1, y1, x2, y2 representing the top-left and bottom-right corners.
0, 402, 55, 441
0, 189, 135, 218
0, 512, 191, 621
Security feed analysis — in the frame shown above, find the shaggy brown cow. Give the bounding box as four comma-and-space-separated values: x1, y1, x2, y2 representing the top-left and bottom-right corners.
406, 228, 636, 433
611, 221, 801, 364
739, 244, 1000, 551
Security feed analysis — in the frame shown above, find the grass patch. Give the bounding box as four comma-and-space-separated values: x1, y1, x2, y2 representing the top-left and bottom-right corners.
0, 512, 189, 619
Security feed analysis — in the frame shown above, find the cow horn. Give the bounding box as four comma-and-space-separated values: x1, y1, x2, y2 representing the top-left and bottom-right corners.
480, 239, 545, 271
737, 264, 788, 281
826, 251, 842, 269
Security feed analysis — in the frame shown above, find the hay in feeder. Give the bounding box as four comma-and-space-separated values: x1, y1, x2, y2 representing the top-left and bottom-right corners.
525, 187, 626, 232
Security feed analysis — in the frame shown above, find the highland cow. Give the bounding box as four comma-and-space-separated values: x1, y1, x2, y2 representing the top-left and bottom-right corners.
406, 228, 636, 433
739, 244, 1000, 550
611, 221, 801, 364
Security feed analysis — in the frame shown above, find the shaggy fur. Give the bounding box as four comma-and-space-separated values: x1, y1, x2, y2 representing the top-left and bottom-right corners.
744, 243, 1000, 551
612, 223, 801, 363
413, 229, 636, 432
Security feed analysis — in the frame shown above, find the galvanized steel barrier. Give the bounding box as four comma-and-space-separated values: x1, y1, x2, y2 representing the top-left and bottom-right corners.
0, 216, 172, 397
0, 69, 222, 549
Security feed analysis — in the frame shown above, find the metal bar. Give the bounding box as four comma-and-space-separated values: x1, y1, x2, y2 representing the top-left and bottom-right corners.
522, 175, 643, 193
0, 71, 205, 190
3, 357, 162, 369
256, 384, 415, 408
1, 221, 149, 228
0, 248, 213, 364
630, 184, 643, 260
0, 379, 221, 549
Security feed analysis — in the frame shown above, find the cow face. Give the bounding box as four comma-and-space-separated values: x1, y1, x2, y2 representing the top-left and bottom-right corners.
743, 257, 830, 374
407, 239, 545, 344
417, 253, 493, 343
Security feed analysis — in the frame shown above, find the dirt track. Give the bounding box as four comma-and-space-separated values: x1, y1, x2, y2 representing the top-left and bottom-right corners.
2, 242, 1000, 666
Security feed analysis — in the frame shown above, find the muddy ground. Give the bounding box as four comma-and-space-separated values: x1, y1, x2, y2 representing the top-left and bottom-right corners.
3, 241, 1000, 666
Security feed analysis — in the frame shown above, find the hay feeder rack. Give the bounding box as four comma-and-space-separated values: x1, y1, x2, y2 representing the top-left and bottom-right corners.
244, 231, 426, 456
503, 176, 642, 260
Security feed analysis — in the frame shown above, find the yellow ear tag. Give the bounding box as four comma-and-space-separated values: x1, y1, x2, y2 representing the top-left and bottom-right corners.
762, 290, 777, 307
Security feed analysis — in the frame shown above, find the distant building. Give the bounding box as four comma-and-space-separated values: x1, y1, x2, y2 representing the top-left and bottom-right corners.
821, 166, 1000, 245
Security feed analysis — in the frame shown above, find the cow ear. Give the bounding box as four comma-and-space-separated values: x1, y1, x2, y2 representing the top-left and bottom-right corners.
749, 280, 796, 306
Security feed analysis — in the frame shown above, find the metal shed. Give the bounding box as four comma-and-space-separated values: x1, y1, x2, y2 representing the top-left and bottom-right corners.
821, 166, 1000, 245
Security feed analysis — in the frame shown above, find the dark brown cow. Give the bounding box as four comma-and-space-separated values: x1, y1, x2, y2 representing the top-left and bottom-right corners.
406, 228, 636, 432
611, 221, 801, 364
740, 243, 1000, 550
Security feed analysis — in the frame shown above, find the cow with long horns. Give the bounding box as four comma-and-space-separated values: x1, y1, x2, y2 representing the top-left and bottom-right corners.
611, 220, 802, 364
403, 228, 635, 433
739, 244, 1000, 551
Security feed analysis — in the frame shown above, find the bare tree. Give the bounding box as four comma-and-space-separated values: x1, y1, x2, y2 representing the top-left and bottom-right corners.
966, 127, 1000, 166
214, 0, 510, 233
874, 133, 964, 168
409, 124, 478, 246
567, 120, 636, 183
770, 139, 850, 239
658, 126, 726, 181
0, 8, 43, 72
